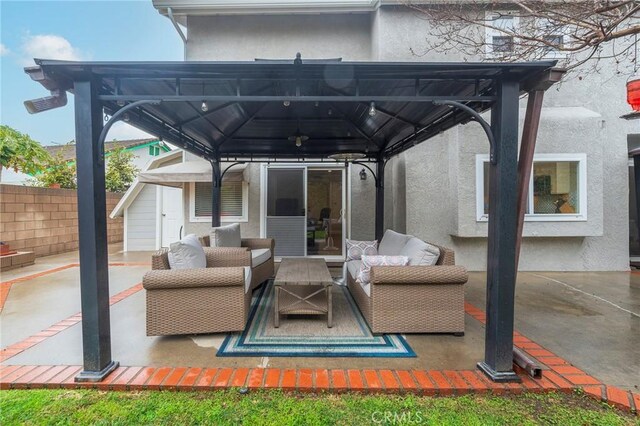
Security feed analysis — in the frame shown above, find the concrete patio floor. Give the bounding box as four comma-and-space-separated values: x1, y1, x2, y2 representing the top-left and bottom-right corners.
1, 244, 638, 393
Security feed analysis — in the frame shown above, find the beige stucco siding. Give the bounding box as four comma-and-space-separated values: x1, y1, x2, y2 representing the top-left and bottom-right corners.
186, 14, 373, 61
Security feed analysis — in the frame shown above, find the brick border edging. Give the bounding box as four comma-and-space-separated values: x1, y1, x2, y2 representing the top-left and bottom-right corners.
465, 301, 638, 414
0, 364, 637, 415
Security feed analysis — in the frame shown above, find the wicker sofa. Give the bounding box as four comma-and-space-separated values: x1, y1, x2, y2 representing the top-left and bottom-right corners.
143, 238, 274, 336
346, 230, 468, 335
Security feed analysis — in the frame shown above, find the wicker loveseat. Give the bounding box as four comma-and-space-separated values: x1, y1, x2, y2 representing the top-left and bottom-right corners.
346, 231, 468, 335
143, 238, 274, 336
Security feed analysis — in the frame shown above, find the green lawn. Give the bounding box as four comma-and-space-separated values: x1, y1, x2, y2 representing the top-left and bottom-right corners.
1, 389, 637, 425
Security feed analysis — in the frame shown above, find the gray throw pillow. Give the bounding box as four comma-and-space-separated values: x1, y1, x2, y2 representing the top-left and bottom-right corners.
209, 223, 241, 247
378, 229, 413, 255
399, 237, 441, 266
167, 234, 206, 269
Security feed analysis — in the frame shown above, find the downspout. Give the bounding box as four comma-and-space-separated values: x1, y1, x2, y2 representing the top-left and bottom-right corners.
166, 7, 187, 59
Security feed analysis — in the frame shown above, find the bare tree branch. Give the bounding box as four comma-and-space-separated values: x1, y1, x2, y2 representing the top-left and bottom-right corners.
404, 1, 640, 75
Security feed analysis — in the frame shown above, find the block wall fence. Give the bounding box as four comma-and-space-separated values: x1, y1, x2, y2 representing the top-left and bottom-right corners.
0, 184, 123, 258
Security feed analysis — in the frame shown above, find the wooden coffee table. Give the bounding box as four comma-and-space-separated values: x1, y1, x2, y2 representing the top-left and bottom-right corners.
274, 258, 334, 328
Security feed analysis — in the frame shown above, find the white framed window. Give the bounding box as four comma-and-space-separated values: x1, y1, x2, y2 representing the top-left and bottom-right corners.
485, 11, 519, 57
189, 179, 249, 223
476, 153, 587, 222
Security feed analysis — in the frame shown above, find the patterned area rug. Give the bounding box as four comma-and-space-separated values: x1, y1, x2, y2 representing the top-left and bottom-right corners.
217, 281, 415, 357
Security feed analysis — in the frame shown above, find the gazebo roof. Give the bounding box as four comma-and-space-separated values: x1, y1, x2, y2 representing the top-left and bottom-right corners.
26, 58, 559, 161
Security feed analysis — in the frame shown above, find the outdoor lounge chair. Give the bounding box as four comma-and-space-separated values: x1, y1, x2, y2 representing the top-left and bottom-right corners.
144, 248, 253, 335
346, 231, 468, 335
143, 239, 274, 336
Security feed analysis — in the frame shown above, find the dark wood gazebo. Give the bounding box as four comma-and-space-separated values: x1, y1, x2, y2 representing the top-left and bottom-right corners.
24, 56, 562, 383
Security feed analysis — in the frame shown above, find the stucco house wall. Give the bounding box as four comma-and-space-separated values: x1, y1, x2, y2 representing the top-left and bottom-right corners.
186, 14, 373, 61
376, 7, 630, 270
161, 3, 631, 270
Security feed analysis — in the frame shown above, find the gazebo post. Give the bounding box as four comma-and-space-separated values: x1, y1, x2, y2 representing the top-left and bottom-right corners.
478, 77, 521, 383
515, 91, 545, 268
211, 158, 222, 227
73, 78, 119, 382
375, 156, 385, 241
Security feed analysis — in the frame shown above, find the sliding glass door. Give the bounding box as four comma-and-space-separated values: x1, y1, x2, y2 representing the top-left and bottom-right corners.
306, 169, 344, 257
263, 165, 345, 259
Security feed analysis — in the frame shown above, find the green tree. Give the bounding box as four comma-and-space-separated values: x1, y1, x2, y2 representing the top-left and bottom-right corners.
31, 149, 77, 189
105, 147, 139, 193
0, 125, 51, 180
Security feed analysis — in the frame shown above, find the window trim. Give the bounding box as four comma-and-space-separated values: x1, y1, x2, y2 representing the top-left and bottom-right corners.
484, 13, 569, 60
189, 181, 249, 223
540, 34, 566, 59
535, 18, 569, 60
485, 11, 520, 57
476, 153, 588, 222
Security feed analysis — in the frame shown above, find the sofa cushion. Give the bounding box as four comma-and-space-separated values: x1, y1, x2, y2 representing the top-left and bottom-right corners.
357, 255, 409, 285
251, 248, 271, 267
378, 230, 413, 255
244, 266, 253, 293
209, 223, 241, 248
346, 239, 378, 261
400, 237, 441, 266
167, 234, 206, 270
346, 259, 362, 279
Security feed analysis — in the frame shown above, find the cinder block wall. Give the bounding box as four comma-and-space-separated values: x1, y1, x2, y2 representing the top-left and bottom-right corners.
0, 184, 123, 258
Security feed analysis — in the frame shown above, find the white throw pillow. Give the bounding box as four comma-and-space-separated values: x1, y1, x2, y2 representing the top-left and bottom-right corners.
346, 239, 378, 261
209, 223, 241, 247
378, 230, 413, 256
400, 237, 441, 266
356, 255, 409, 285
167, 234, 206, 270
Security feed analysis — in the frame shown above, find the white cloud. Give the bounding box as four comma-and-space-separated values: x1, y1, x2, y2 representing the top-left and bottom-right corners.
21, 34, 82, 65
0, 43, 9, 56
108, 121, 154, 141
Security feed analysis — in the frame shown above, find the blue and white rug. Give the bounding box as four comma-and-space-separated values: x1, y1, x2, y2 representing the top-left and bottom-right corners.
217, 281, 415, 357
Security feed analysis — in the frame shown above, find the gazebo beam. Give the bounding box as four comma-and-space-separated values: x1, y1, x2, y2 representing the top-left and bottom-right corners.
73, 78, 119, 382
99, 95, 496, 103
478, 77, 521, 383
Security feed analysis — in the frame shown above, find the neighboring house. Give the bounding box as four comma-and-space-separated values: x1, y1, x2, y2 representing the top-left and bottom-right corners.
43, 138, 172, 171
110, 149, 185, 251
141, 0, 634, 271
0, 138, 171, 184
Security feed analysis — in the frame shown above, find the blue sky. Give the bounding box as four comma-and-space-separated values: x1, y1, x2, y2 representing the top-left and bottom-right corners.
1, 0, 183, 145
